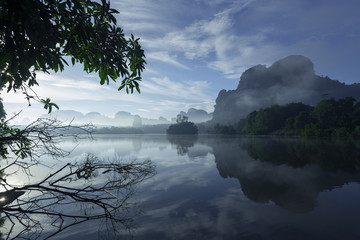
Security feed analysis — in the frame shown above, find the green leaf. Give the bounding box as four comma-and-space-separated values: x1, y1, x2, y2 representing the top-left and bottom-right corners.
118, 85, 125, 91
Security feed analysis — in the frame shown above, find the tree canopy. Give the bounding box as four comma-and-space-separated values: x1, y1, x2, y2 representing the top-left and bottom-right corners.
167, 115, 198, 135
240, 97, 360, 138
0, 0, 147, 160
0, 0, 146, 95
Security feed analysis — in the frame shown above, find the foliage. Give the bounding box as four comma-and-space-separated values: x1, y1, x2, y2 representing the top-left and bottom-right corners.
0, 0, 147, 159
176, 114, 189, 124
0, 0, 146, 95
213, 124, 236, 135
94, 126, 144, 134
241, 97, 360, 138
167, 122, 198, 135
167, 116, 198, 135
242, 102, 313, 135
236, 119, 246, 134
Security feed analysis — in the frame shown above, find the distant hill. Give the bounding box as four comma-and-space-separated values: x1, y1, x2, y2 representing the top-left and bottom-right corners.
212, 55, 360, 124
40, 108, 213, 127
40, 110, 171, 127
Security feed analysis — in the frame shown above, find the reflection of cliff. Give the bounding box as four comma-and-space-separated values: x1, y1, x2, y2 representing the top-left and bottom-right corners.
244, 137, 360, 173
211, 137, 360, 213
212, 55, 360, 124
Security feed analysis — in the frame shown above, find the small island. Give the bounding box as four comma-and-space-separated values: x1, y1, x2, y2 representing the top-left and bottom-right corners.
166, 115, 198, 135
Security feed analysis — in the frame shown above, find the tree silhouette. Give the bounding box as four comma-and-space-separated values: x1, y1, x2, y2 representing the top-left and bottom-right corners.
0, 0, 146, 95
167, 116, 198, 135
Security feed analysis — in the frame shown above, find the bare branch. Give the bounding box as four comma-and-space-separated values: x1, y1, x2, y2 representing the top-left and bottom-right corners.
0, 117, 155, 239
0, 154, 155, 239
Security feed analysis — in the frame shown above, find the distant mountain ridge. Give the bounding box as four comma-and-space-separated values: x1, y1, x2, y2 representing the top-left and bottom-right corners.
212, 55, 360, 124
40, 108, 213, 127
40, 110, 171, 126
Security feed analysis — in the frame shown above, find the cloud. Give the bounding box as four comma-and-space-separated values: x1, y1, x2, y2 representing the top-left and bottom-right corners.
154, 11, 233, 60
110, 0, 284, 80
146, 51, 190, 69
142, 76, 212, 102
126, 0, 360, 82
136, 0, 279, 78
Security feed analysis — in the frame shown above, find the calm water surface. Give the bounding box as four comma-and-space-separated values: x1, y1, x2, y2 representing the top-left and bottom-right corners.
5, 134, 360, 239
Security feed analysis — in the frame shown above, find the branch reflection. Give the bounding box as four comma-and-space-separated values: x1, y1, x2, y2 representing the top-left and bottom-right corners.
0, 154, 155, 239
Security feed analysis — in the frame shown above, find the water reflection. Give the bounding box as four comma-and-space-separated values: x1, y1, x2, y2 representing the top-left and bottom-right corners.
242, 137, 360, 173
0, 153, 155, 239
170, 136, 360, 213
166, 135, 198, 156
133, 135, 360, 240
4, 135, 360, 239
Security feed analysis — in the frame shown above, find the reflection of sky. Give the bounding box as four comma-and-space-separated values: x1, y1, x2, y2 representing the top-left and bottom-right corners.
5, 135, 360, 239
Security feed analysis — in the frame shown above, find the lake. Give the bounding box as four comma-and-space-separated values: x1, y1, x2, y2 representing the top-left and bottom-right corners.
2, 134, 360, 239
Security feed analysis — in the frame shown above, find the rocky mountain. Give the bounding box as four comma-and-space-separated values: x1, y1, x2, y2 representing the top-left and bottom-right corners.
212, 55, 360, 124
175, 108, 213, 123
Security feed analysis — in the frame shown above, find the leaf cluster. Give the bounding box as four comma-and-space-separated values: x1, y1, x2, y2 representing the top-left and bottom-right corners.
0, 122, 31, 159
0, 0, 146, 93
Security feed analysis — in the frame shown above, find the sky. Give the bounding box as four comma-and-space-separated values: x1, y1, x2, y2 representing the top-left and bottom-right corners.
3, 0, 360, 124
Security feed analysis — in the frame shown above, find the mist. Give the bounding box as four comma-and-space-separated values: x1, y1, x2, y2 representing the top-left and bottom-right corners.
212, 55, 360, 125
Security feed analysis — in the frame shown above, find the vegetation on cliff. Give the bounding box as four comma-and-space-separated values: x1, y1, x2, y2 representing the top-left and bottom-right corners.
237, 97, 360, 137
212, 55, 360, 125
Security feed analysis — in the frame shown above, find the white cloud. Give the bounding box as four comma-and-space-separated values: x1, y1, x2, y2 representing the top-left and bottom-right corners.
136, 1, 277, 79
146, 51, 190, 69
157, 12, 232, 60
125, 0, 360, 83
142, 76, 212, 102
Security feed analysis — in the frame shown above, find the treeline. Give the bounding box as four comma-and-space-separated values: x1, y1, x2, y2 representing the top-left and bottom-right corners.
94, 124, 171, 134
94, 126, 144, 134
214, 97, 360, 137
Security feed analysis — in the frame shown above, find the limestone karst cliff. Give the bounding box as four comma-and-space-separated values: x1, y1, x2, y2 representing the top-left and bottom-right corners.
212, 55, 360, 124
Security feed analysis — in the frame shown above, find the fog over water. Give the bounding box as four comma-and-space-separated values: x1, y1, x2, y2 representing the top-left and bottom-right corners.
5, 134, 360, 239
